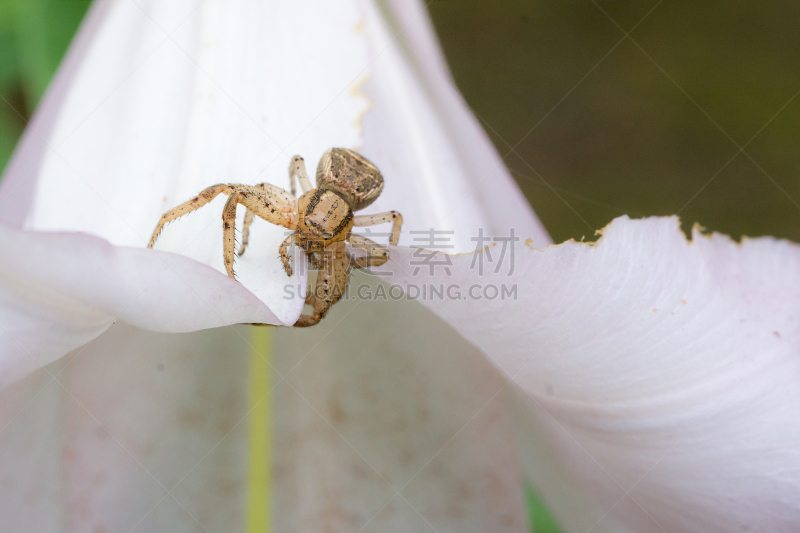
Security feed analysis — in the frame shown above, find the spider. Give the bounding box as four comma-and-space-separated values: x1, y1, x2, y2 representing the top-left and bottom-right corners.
148, 148, 403, 327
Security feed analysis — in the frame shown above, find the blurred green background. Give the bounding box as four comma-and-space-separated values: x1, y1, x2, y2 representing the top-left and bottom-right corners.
428, 0, 800, 244
2, 1, 799, 531
0, 0, 91, 166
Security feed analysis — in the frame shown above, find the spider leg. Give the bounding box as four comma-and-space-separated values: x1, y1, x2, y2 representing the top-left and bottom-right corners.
238, 182, 297, 256
352, 211, 403, 245
348, 234, 389, 268
222, 192, 241, 279
238, 209, 255, 256
288, 155, 314, 196
223, 185, 297, 279
294, 242, 349, 327
279, 233, 295, 276
148, 184, 232, 247
304, 290, 317, 306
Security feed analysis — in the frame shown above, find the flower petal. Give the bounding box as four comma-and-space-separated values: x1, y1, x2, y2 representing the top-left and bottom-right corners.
0, 0, 380, 333
0, 366, 65, 531
1, 1, 555, 531
0, 323, 253, 533
0, 0, 390, 384
355, 0, 550, 251
384, 215, 800, 531
270, 0, 549, 530
274, 274, 528, 532
0, 224, 294, 389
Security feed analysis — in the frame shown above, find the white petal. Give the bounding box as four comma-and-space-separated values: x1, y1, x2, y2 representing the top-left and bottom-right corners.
16, 0, 370, 245
0, 324, 252, 533
0, 367, 65, 531
272, 0, 547, 529
384, 215, 800, 531
1, 1, 551, 531
0, 0, 378, 331
274, 273, 527, 532
0, 0, 386, 382
0, 224, 295, 389
354, 0, 550, 251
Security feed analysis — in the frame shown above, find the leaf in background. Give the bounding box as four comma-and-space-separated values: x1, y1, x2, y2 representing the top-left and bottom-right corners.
0, 0, 92, 171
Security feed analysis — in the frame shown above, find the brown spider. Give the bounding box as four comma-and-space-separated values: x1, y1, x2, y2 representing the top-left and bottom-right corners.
148, 148, 403, 327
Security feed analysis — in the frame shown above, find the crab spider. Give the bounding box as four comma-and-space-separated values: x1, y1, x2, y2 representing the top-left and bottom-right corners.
148, 148, 403, 327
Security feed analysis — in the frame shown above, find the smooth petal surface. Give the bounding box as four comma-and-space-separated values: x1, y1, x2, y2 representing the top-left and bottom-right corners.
0, 323, 252, 533
0, 225, 289, 389
384, 215, 800, 532
270, 0, 550, 530
274, 275, 528, 532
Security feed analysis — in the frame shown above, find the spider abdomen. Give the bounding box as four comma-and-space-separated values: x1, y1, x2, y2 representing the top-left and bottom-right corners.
316, 148, 384, 210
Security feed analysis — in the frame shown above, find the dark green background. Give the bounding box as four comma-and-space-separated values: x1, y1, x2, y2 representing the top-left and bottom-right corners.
3, 1, 799, 531
0, 0, 90, 167
429, 0, 800, 244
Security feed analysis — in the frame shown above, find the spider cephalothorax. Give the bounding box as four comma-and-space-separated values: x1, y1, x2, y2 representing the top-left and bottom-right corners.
297, 189, 353, 242
148, 148, 402, 327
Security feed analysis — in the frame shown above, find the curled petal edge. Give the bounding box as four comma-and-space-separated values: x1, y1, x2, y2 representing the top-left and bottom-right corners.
0, 223, 305, 390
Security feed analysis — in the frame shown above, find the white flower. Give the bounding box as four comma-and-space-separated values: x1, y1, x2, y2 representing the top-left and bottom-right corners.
386, 216, 800, 532
2, 0, 799, 532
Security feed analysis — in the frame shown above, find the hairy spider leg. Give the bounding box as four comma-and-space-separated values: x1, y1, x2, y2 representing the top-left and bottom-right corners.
278, 233, 295, 276
148, 183, 297, 280
348, 233, 390, 268
352, 210, 403, 246
294, 241, 350, 327
222, 192, 241, 278
288, 155, 314, 197
238, 209, 255, 256
148, 183, 232, 247
239, 156, 314, 256
239, 182, 297, 256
